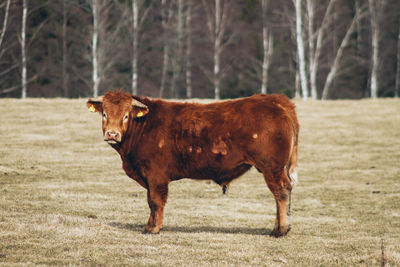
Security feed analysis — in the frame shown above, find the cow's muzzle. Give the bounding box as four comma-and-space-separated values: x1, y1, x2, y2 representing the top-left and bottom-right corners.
104, 130, 121, 145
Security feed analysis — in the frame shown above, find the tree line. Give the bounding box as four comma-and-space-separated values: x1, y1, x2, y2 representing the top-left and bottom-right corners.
0, 0, 399, 99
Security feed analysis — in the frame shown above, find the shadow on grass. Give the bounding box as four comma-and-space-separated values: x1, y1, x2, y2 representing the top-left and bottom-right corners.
109, 222, 271, 236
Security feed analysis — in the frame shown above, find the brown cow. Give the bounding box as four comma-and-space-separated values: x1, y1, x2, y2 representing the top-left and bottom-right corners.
87, 91, 299, 237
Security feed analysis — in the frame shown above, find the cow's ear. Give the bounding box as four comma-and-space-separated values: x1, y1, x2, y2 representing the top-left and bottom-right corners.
131, 99, 149, 118
87, 96, 103, 113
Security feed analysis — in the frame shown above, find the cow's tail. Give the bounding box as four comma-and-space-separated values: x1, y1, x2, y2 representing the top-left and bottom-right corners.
286, 114, 299, 188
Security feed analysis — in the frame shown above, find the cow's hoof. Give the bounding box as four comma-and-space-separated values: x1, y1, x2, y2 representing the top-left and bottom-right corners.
143, 227, 161, 234
270, 226, 290, 238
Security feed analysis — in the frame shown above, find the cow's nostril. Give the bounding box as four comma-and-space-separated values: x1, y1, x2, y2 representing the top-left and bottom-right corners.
105, 130, 121, 141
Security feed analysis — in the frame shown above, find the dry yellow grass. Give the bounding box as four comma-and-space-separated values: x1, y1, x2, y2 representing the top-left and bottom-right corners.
0, 97, 399, 266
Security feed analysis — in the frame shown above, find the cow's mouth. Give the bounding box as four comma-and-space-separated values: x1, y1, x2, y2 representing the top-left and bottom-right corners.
105, 139, 119, 145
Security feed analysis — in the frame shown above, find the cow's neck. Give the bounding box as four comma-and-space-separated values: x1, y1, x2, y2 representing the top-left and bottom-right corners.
118, 119, 147, 158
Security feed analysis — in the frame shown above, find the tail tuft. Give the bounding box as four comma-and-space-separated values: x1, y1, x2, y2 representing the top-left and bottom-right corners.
222, 184, 227, 194
289, 168, 298, 187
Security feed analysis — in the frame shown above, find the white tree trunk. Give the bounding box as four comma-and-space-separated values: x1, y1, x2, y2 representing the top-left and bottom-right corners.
21, 0, 28, 99
261, 0, 268, 94
261, 0, 273, 95
0, 0, 11, 52
369, 0, 378, 99
202, 0, 234, 100
295, 69, 301, 98
321, 15, 357, 100
295, 0, 309, 100
159, 0, 169, 98
307, 0, 337, 100
395, 20, 400, 98
92, 0, 99, 98
355, 0, 362, 52
160, 47, 169, 98
261, 31, 273, 94
214, 0, 221, 100
307, 0, 317, 99
131, 0, 152, 95
132, 0, 138, 95
186, 0, 193, 98
370, 26, 378, 99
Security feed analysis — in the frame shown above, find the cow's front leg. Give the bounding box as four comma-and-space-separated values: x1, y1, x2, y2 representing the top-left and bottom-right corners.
144, 183, 169, 234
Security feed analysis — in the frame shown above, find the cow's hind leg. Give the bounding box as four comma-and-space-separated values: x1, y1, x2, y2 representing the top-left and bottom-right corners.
262, 167, 292, 237
145, 183, 168, 234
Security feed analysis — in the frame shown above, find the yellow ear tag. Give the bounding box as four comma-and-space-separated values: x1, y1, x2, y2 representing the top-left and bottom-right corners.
89, 105, 96, 112
137, 111, 144, 118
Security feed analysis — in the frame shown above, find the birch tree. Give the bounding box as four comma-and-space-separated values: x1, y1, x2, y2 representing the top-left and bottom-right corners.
294, 0, 309, 100
0, 0, 11, 56
2, 0, 43, 97
132, 0, 139, 95
368, 0, 385, 99
169, 0, 184, 98
321, 13, 359, 100
355, 0, 363, 52
21, 0, 28, 99
261, 0, 273, 94
282, 3, 300, 98
91, 0, 99, 97
185, 0, 193, 98
306, 0, 316, 98
131, 0, 152, 95
306, 0, 336, 100
89, 1, 129, 97
0, 0, 12, 94
295, 69, 301, 98
202, 0, 236, 99
213, 0, 222, 99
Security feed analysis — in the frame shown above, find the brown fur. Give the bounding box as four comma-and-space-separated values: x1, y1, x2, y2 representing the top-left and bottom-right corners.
87, 91, 299, 236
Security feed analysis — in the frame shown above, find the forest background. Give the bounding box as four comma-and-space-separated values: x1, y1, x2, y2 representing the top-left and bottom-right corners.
0, 0, 400, 100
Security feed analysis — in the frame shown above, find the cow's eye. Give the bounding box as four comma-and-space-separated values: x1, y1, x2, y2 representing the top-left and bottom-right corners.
123, 114, 129, 122
103, 112, 107, 120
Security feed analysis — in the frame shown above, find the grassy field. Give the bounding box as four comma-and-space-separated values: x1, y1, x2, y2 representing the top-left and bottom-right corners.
0, 97, 399, 266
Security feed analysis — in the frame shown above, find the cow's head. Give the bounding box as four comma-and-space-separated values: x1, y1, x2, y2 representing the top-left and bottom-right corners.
87, 91, 149, 145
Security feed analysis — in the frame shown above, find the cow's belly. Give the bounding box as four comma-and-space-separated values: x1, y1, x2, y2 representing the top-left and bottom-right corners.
177, 163, 252, 184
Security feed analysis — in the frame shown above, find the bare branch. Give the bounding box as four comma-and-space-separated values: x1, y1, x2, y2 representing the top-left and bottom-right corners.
139, 1, 153, 26
199, 64, 214, 84
219, 30, 238, 52
313, 0, 338, 63
201, 0, 214, 40
0, 74, 38, 96
0, 63, 19, 77
27, 18, 50, 47
0, 85, 19, 95
70, 64, 92, 89
218, 0, 228, 38
321, 12, 359, 99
